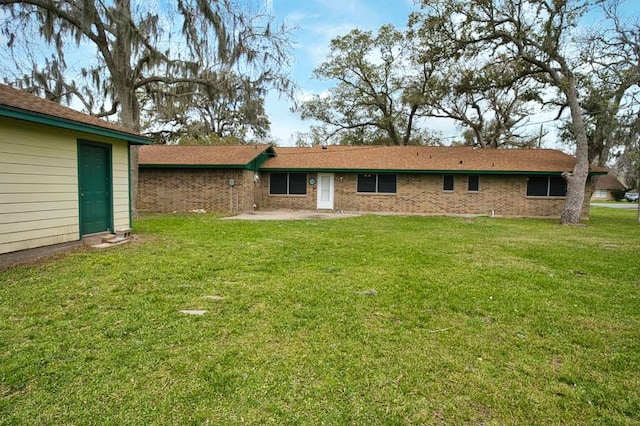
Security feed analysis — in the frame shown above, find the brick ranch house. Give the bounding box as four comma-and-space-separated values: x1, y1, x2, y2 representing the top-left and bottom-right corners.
590, 173, 626, 201
138, 144, 607, 219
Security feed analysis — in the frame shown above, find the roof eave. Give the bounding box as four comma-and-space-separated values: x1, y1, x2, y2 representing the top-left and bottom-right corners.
0, 105, 152, 145
259, 167, 604, 175
139, 145, 277, 169
139, 164, 251, 169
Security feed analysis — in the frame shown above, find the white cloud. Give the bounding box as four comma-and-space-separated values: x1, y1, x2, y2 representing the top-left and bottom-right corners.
300, 22, 359, 65
285, 11, 317, 23
296, 89, 329, 103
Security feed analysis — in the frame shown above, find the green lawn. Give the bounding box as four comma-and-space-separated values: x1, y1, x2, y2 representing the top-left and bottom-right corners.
1, 208, 639, 424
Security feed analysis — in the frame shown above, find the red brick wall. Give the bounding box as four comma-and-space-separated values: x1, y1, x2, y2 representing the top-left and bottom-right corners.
138, 168, 592, 218
257, 172, 317, 210
138, 168, 256, 213
258, 172, 593, 219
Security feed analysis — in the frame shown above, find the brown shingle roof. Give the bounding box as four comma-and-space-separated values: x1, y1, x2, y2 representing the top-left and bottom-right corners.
262, 145, 608, 174
139, 144, 274, 166
0, 83, 147, 140
592, 174, 625, 190
136, 144, 609, 174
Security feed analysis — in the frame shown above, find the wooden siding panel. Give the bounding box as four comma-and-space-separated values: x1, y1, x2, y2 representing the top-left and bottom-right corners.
0, 117, 132, 253
1, 152, 77, 168
1, 163, 77, 177
0, 118, 80, 253
1, 201, 76, 214
1, 139, 76, 157
111, 143, 130, 230
0, 123, 77, 149
0, 216, 78, 236
0, 173, 77, 185
0, 183, 77, 194
1, 192, 78, 203
1, 230, 79, 255
0, 209, 77, 225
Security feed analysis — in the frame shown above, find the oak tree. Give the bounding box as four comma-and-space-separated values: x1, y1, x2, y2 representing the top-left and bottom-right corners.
413, 0, 598, 224
298, 24, 438, 146
1, 0, 292, 212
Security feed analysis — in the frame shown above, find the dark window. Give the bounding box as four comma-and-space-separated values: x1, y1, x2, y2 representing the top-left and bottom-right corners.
377, 174, 397, 193
357, 174, 377, 192
357, 173, 397, 193
468, 175, 479, 192
269, 173, 288, 195
548, 176, 567, 196
443, 175, 454, 191
289, 173, 307, 195
527, 176, 566, 197
526, 176, 548, 196
270, 172, 307, 195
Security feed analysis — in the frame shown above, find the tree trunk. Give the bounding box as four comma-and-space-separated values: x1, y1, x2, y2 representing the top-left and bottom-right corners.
112, 0, 143, 218
387, 123, 402, 146
636, 174, 640, 223
118, 87, 142, 217
560, 79, 590, 224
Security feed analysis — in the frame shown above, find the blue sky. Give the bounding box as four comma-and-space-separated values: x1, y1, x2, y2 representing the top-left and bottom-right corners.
264, 0, 640, 148
265, 0, 420, 146
2, 0, 637, 147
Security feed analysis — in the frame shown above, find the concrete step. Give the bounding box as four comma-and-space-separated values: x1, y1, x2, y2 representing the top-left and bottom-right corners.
85, 229, 133, 249
91, 238, 131, 249
116, 228, 132, 238
101, 234, 117, 244
82, 232, 112, 246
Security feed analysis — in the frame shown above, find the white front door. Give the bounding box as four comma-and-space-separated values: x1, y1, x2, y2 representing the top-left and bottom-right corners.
317, 173, 334, 210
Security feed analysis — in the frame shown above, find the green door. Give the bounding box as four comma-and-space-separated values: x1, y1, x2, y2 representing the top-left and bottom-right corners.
78, 141, 112, 235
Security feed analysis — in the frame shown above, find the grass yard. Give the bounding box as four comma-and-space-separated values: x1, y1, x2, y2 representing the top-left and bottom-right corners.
1, 208, 639, 424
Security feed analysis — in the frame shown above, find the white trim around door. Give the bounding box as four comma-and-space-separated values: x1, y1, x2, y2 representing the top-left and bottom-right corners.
317, 173, 334, 210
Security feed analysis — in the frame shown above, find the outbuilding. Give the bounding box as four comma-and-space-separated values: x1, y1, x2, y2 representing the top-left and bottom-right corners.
0, 84, 150, 257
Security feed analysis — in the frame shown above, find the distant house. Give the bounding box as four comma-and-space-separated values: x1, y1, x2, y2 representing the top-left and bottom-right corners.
0, 84, 150, 256
590, 173, 626, 201
138, 144, 607, 219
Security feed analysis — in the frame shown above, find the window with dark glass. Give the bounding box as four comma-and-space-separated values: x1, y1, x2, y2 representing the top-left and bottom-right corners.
526, 176, 566, 197
357, 173, 397, 193
269, 173, 288, 194
288, 173, 307, 194
270, 172, 307, 195
548, 176, 567, 196
357, 174, 377, 192
468, 175, 479, 192
377, 174, 397, 193
443, 174, 454, 191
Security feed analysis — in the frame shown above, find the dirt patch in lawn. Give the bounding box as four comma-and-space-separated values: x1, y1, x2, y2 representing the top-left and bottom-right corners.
223, 209, 361, 221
